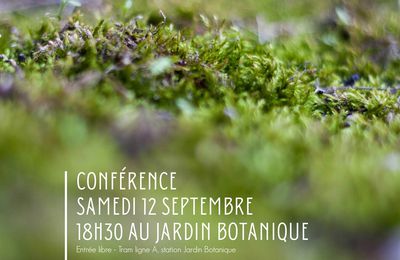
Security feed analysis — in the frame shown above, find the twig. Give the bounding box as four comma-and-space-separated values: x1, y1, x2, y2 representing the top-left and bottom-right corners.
314, 80, 400, 95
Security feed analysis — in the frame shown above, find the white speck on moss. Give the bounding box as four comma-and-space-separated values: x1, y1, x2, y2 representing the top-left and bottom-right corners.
383, 153, 400, 172
150, 57, 173, 76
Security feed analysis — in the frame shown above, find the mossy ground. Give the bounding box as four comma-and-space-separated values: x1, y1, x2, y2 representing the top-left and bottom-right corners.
0, 0, 400, 259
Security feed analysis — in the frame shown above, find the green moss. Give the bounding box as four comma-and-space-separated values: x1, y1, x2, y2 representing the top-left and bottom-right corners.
0, 1, 400, 258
